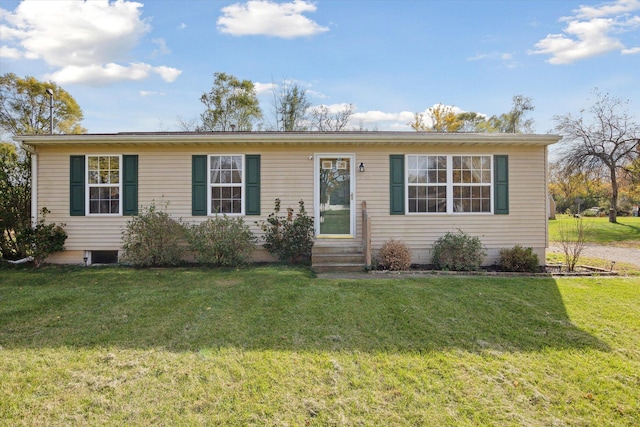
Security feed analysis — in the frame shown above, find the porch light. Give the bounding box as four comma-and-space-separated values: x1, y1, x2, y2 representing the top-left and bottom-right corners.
359, 162, 365, 172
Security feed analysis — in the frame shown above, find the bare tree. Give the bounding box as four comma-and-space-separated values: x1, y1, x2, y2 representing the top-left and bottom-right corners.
557, 216, 590, 272
309, 103, 354, 131
555, 90, 640, 223
273, 80, 311, 131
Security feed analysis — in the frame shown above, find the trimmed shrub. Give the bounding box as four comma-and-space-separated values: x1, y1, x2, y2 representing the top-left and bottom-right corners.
256, 199, 314, 264
431, 230, 486, 271
187, 215, 257, 267
499, 245, 540, 272
120, 202, 186, 267
377, 239, 412, 271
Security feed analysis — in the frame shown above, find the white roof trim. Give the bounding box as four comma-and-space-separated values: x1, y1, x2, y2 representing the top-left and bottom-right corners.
18, 131, 561, 147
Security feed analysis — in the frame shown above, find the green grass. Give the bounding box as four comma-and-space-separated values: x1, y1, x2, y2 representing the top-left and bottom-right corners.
1, 266, 639, 426
549, 215, 640, 246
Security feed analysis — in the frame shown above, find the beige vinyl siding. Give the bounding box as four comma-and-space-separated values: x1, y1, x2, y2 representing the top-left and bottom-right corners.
34, 141, 549, 265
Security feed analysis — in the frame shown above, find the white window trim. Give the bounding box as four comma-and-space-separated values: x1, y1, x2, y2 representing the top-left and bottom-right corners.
207, 154, 245, 216
405, 154, 494, 215
86, 154, 122, 216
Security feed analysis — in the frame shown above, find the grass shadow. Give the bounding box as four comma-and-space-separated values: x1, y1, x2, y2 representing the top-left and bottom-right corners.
0, 266, 609, 353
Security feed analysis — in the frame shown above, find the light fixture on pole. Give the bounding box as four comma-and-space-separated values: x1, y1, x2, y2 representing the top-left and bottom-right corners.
45, 88, 54, 134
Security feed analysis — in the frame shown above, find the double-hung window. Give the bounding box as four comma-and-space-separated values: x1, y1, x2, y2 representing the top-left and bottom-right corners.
87, 155, 121, 215
209, 155, 243, 214
407, 155, 447, 213
406, 154, 493, 214
452, 155, 492, 213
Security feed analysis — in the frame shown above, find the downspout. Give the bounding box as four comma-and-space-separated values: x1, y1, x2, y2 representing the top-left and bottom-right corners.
544, 146, 549, 249
31, 152, 38, 226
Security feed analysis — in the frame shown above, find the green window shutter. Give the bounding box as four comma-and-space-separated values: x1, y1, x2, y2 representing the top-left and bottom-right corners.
494, 155, 509, 214
122, 155, 138, 216
192, 155, 207, 216
245, 155, 261, 215
70, 155, 85, 216
389, 155, 405, 215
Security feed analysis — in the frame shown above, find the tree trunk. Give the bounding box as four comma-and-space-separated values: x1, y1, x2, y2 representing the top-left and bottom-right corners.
609, 166, 618, 223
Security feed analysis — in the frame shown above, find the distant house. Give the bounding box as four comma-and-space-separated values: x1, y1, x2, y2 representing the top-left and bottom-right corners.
19, 132, 560, 269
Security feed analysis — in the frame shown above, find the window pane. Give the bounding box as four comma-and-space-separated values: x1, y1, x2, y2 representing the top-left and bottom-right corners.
90, 201, 99, 213
417, 156, 427, 170
99, 156, 109, 170
100, 200, 110, 213
232, 170, 242, 183
407, 156, 417, 170
408, 172, 418, 184
409, 199, 417, 212
221, 170, 231, 184
111, 200, 119, 213
110, 156, 119, 170
452, 156, 461, 169
88, 156, 98, 170
417, 199, 426, 212
481, 156, 491, 169
221, 156, 231, 169
110, 171, 119, 184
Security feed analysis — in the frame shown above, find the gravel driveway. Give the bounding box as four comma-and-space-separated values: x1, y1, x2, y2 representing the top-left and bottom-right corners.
548, 244, 640, 268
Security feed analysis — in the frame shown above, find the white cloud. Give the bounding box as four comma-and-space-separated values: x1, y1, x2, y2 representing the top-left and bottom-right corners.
622, 46, 640, 54
467, 51, 520, 68
178, 23, 187, 30
217, 0, 329, 38
529, 0, 640, 64
153, 65, 182, 82
48, 63, 182, 86
1, 0, 182, 84
0, 45, 21, 58
254, 82, 276, 94
140, 90, 166, 96
151, 38, 171, 57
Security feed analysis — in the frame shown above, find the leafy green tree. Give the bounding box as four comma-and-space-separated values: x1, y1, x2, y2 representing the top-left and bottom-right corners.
0, 73, 86, 135
0, 142, 31, 260
479, 95, 534, 133
199, 72, 262, 131
409, 105, 463, 132
555, 90, 639, 223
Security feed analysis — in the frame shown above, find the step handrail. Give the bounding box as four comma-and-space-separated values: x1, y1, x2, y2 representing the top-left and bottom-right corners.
362, 201, 372, 267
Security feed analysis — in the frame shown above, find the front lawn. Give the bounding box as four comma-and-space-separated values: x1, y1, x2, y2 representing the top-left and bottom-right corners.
549, 215, 640, 246
1, 266, 638, 425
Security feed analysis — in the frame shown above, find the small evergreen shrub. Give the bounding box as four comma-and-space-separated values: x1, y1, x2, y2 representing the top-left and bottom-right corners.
256, 199, 314, 264
120, 202, 186, 267
377, 239, 412, 271
499, 245, 540, 272
187, 215, 257, 267
431, 230, 486, 271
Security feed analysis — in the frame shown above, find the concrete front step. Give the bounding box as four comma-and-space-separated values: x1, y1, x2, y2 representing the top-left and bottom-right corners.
312, 240, 366, 273
312, 263, 367, 273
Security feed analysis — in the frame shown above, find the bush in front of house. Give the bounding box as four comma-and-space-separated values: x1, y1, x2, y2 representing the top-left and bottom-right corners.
499, 245, 540, 272
120, 202, 186, 267
257, 198, 314, 264
16, 207, 67, 268
377, 239, 412, 271
187, 215, 257, 267
431, 230, 486, 271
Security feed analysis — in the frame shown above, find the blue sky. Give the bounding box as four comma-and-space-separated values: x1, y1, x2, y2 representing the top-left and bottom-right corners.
1, 0, 639, 135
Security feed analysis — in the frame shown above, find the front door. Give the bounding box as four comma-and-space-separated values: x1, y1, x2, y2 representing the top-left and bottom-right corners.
316, 154, 355, 237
